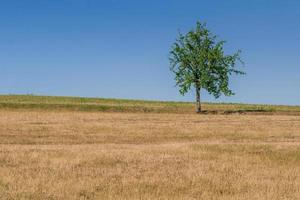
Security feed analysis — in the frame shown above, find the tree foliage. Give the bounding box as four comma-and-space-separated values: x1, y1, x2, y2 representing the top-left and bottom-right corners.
169, 21, 245, 101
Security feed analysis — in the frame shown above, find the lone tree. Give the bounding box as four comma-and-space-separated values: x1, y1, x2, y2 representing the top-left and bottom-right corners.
169, 21, 245, 113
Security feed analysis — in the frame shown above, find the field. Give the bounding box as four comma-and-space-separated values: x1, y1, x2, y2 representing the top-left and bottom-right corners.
0, 95, 300, 199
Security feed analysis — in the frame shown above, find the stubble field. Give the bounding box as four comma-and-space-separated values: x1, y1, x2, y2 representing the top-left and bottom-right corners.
0, 96, 300, 199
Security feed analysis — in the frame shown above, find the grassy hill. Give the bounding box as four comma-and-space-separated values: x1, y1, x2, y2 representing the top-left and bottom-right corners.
0, 95, 299, 114
1, 95, 300, 199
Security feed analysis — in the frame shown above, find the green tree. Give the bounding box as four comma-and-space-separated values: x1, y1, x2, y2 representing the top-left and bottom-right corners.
169, 21, 245, 113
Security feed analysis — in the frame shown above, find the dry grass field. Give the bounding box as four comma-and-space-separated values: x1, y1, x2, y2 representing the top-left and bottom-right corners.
0, 96, 300, 199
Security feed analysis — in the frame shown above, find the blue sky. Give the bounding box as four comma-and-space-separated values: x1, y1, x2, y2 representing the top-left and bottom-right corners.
0, 0, 299, 105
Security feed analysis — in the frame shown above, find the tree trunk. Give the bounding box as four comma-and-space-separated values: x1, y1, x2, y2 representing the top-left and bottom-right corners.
196, 87, 201, 113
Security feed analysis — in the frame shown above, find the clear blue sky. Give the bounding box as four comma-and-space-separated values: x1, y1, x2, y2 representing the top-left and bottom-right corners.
1, 0, 299, 105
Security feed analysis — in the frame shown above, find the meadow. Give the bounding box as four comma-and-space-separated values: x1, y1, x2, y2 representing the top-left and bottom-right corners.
0, 95, 299, 199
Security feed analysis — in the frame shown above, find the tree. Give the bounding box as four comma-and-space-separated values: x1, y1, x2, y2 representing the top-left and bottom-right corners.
169, 21, 245, 113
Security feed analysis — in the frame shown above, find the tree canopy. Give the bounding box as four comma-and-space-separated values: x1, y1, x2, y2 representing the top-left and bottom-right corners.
169, 21, 245, 112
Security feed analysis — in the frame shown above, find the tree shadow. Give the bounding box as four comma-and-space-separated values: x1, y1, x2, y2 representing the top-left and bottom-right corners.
199, 109, 273, 115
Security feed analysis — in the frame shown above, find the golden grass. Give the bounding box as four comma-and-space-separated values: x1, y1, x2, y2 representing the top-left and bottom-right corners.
0, 110, 300, 199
